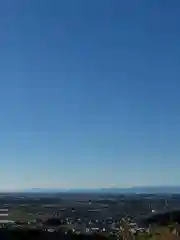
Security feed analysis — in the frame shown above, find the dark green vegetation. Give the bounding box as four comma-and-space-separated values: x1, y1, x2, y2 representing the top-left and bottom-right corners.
143, 210, 180, 226
0, 229, 109, 240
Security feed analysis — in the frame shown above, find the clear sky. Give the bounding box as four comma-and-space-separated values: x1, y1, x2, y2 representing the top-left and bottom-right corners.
0, 0, 179, 190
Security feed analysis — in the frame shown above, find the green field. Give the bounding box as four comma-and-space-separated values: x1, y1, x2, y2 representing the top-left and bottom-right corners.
8, 209, 36, 222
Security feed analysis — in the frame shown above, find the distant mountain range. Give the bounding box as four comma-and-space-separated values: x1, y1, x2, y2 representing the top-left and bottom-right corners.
23, 186, 180, 194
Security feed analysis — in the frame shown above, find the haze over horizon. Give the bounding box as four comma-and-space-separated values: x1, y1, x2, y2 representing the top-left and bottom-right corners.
0, 0, 180, 190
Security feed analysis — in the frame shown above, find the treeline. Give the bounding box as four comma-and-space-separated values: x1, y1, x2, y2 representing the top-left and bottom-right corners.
143, 209, 180, 226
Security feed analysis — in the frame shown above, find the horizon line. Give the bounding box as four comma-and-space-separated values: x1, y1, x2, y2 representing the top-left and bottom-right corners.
0, 185, 180, 192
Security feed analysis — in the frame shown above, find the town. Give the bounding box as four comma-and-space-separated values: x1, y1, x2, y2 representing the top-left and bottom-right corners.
0, 191, 180, 238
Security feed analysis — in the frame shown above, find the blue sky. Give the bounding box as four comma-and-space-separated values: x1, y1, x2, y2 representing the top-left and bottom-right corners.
0, 0, 179, 190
